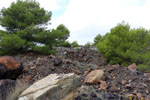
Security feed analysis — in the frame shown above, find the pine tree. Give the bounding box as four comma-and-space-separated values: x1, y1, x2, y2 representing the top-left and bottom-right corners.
0, 0, 70, 55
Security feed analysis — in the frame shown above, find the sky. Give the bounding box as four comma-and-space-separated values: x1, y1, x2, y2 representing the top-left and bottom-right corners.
0, 0, 150, 44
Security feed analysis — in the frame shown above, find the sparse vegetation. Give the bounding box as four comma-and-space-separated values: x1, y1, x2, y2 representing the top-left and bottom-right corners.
138, 64, 150, 72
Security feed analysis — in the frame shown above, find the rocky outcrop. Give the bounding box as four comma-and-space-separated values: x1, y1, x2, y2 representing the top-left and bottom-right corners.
84, 69, 104, 84
18, 73, 81, 100
0, 56, 23, 80
0, 79, 15, 100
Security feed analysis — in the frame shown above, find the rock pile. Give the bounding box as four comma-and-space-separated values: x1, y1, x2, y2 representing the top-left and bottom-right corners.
9, 47, 150, 100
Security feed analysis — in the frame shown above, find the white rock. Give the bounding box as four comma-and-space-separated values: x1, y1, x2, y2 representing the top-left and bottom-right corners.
18, 73, 81, 100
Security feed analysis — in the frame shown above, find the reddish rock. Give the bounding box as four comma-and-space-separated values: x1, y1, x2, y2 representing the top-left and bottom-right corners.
125, 84, 131, 88
0, 56, 23, 80
65, 59, 72, 64
128, 63, 137, 69
72, 69, 82, 75
84, 69, 104, 84
99, 80, 107, 90
136, 93, 142, 99
121, 80, 127, 85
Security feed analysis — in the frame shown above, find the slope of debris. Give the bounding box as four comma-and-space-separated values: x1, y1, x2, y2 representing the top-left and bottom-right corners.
16, 47, 150, 100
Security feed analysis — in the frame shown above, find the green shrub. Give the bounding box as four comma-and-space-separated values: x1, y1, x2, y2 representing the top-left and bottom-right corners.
32, 45, 52, 55
71, 41, 79, 47
96, 21, 150, 71
138, 64, 150, 72
0, 34, 25, 55
59, 41, 71, 47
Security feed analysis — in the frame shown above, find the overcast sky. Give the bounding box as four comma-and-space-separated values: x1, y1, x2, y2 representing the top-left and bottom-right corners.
0, 0, 150, 44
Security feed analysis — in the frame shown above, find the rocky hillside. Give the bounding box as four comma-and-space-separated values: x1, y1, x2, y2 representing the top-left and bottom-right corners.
1, 46, 150, 100
16, 47, 105, 83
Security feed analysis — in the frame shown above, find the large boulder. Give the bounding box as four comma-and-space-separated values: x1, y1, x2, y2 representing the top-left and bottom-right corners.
18, 73, 81, 100
84, 69, 104, 84
0, 79, 15, 100
0, 56, 23, 80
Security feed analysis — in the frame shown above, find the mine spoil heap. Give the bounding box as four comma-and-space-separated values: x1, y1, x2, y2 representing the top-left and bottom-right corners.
0, 47, 150, 100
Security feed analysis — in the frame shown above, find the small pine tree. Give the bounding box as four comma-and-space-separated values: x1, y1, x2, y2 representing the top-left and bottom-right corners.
0, 0, 70, 55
